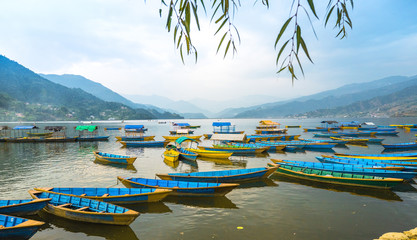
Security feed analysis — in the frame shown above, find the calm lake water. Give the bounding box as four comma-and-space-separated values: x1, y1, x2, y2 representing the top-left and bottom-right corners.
1, 118, 417, 240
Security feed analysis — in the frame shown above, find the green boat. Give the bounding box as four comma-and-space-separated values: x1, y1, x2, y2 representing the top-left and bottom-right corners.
271, 164, 404, 189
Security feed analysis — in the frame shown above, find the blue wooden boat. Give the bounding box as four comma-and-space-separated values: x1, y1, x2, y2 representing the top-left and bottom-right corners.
77, 136, 109, 141
0, 214, 44, 240
335, 152, 417, 158
270, 164, 403, 189
313, 133, 342, 138
28, 190, 139, 225
271, 159, 416, 180
246, 134, 300, 142
104, 127, 121, 130
156, 166, 278, 183
115, 136, 155, 141
231, 142, 286, 152
316, 156, 417, 171
303, 143, 336, 149
0, 198, 50, 216
303, 128, 329, 132
124, 125, 148, 133
33, 187, 172, 204
178, 148, 198, 161
323, 155, 417, 168
198, 145, 267, 155
361, 131, 399, 136
120, 140, 168, 148
94, 151, 137, 165
117, 177, 238, 197
382, 142, 417, 149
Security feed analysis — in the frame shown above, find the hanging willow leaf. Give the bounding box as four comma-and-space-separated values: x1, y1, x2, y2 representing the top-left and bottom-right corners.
275, 17, 293, 49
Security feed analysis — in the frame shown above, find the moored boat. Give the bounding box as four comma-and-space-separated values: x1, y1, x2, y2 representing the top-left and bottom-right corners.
330, 137, 369, 144
316, 156, 417, 171
177, 148, 198, 161
0, 199, 50, 216
270, 164, 404, 189
115, 136, 155, 141
335, 152, 417, 160
0, 214, 44, 240
200, 144, 269, 154
28, 190, 139, 225
162, 135, 202, 141
271, 159, 416, 180
33, 187, 171, 204
184, 148, 232, 159
320, 155, 417, 170
382, 142, 417, 149
163, 145, 180, 162
94, 151, 137, 165
117, 177, 238, 197
156, 166, 278, 183
120, 140, 168, 148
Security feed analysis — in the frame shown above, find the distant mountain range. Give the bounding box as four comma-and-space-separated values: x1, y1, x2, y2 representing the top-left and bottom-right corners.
224, 75, 417, 118
2, 53, 416, 120
0, 55, 182, 121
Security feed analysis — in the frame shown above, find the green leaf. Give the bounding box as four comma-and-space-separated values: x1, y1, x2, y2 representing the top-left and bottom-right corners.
296, 25, 301, 53
224, 40, 231, 58
299, 37, 313, 63
191, 3, 200, 30
217, 32, 228, 53
274, 17, 293, 49
276, 40, 289, 65
215, 18, 228, 35
180, 45, 184, 63
295, 53, 304, 77
325, 5, 335, 27
306, 0, 318, 19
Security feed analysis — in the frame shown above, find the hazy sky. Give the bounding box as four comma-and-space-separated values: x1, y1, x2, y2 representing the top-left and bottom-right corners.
1, 1, 417, 102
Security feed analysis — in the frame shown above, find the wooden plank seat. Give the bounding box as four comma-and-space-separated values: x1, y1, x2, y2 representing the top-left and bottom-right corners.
101, 194, 109, 197
77, 206, 89, 211
57, 203, 72, 208
80, 194, 86, 196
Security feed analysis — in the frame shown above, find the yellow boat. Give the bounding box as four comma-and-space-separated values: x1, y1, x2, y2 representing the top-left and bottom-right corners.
330, 137, 369, 143
163, 135, 202, 141
340, 126, 358, 130
163, 149, 180, 162
184, 148, 232, 159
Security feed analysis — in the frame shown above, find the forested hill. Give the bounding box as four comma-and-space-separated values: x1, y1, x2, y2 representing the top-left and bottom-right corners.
0, 55, 182, 121
296, 85, 417, 118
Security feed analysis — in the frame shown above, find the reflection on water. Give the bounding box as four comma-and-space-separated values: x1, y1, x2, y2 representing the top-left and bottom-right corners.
36, 211, 140, 240
120, 202, 172, 214
180, 159, 199, 170
237, 178, 279, 189
78, 142, 98, 153
94, 159, 138, 172
197, 157, 247, 167
270, 174, 404, 202
164, 195, 238, 209
163, 159, 179, 169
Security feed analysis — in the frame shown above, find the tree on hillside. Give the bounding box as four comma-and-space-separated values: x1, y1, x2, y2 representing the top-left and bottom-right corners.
159, 0, 353, 82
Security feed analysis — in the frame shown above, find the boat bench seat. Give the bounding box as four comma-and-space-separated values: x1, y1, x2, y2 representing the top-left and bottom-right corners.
0, 225, 4, 229
77, 206, 89, 211
58, 203, 72, 208
101, 194, 109, 197
80, 194, 86, 196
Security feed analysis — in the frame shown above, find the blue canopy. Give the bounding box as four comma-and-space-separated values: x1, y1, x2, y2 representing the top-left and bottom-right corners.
212, 122, 231, 127
13, 126, 37, 130
125, 125, 144, 130
175, 123, 190, 127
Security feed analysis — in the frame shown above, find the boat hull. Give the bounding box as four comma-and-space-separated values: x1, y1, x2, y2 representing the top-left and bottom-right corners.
273, 165, 403, 189
94, 152, 137, 165
120, 140, 168, 148
0, 215, 44, 240
118, 177, 238, 197
156, 166, 277, 183
185, 148, 232, 159
0, 199, 50, 216
34, 187, 171, 204
29, 191, 139, 225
